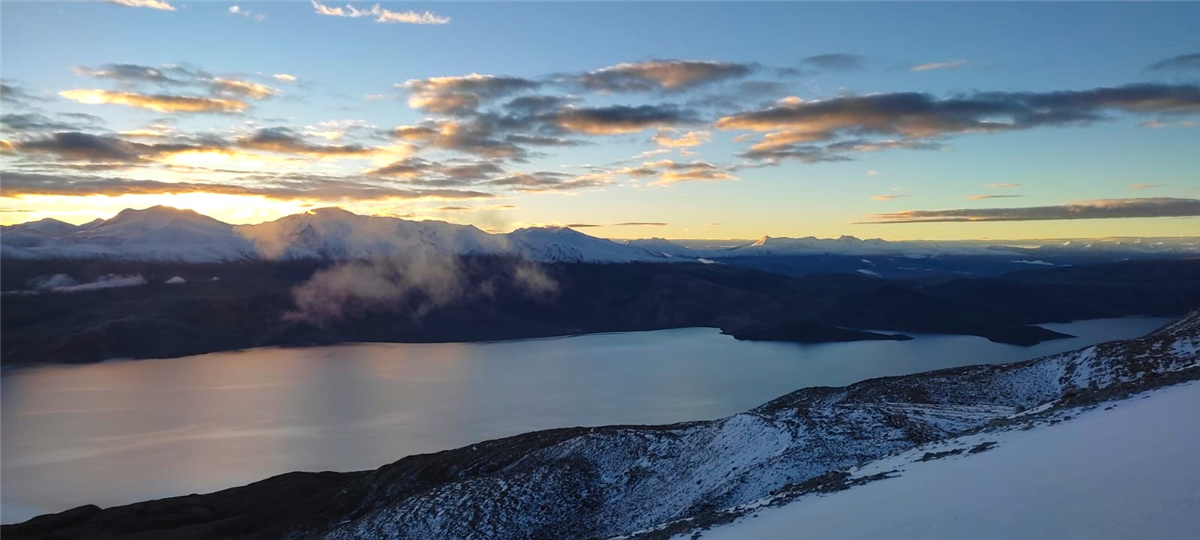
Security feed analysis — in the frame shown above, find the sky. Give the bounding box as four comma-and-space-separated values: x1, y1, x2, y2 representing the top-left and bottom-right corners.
1, 1, 1198, 240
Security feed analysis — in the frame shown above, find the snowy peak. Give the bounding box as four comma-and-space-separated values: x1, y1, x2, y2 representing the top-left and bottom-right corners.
2, 218, 79, 236
235, 208, 508, 260
507, 226, 667, 263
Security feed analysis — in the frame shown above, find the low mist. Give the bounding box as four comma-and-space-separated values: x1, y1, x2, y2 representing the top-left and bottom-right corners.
286, 253, 559, 327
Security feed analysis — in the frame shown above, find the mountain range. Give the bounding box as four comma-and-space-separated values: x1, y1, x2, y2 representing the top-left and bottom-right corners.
4, 207, 1198, 276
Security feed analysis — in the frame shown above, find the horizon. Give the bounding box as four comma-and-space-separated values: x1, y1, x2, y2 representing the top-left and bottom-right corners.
6, 203, 1200, 244
2, 2, 1199, 241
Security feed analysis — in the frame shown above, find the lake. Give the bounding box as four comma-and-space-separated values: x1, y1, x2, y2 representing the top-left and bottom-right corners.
0, 317, 1170, 523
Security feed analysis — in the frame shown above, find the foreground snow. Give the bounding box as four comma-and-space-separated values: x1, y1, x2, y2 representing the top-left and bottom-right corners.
694, 381, 1200, 540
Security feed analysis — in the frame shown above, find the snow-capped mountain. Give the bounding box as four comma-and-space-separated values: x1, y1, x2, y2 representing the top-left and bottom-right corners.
623, 237, 695, 258
4, 206, 1198, 266
234, 207, 509, 260
509, 226, 666, 263
1, 206, 668, 264
2, 207, 257, 261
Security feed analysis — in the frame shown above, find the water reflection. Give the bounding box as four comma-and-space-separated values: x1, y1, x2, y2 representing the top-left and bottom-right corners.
0, 317, 1169, 523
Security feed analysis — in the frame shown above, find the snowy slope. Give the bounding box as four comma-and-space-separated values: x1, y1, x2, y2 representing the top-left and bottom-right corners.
696, 381, 1200, 540
300, 312, 1200, 540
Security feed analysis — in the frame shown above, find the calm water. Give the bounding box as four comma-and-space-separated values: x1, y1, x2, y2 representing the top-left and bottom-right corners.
0, 317, 1169, 523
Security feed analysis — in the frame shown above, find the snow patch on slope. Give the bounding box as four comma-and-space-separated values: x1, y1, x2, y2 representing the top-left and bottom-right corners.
696, 381, 1200, 540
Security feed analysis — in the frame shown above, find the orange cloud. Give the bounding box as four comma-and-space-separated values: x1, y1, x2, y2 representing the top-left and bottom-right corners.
210, 78, 277, 99
59, 89, 247, 113
651, 130, 711, 148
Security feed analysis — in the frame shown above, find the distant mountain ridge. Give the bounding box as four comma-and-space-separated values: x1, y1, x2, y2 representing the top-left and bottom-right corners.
2, 206, 669, 264
4, 207, 1199, 271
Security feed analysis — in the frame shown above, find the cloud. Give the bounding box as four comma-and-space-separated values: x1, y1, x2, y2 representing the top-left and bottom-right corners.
651, 130, 711, 148
1, 82, 45, 105
504, 94, 574, 115
9, 132, 215, 163
488, 171, 611, 193
910, 59, 968, 72
16, 132, 134, 162
801, 53, 866, 72
59, 89, 247, 113
870, 194, 907, 201
401, 73, 539, 115
71, 63, 277, 102
109, 0, 175, 11
228, 5, 266, 21
1, 112, 103, 132
860, 197, 1200, 224
1130, 183, 1168, 190
304, 119, 375, 141
210, 78, 276, 99
0, 171, 496, 201
965, 194, 1024, 200
71, 63, 176, 83
237, 127, 380, 158
718, 83, 1200, 163
554, 104, 698, 134
310, 0, 449, 24
1145, 53, 1200, 72
618, 159, 737, 186
986, 183, 1021, 189
579, 60, 755, 93
391, 120, 528, 159
273, 74, 298, 83
505, 133, 580, 147
366, 157, 505, 185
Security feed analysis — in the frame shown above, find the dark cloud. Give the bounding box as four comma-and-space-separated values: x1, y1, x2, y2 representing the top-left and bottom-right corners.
801, 53, 866, 71
72, 63, 176, 83
366, 157, 505, 186
0, 82, 46, 104
1, 112, 102, 132
861, 198, 1200, 224
554, 104, 699, 134
0, 171, 495, 201
390, 120, 528, 159
579, 60, 755, 93
504, 133, 581, 147
402, 74, 540, 115
237, 127, 378, 157
11, 132, 193, 163
487, 171, 611, 192
720, 83, 1200, 163
1144, 53, 1200, 72
504, 95, 574, 115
